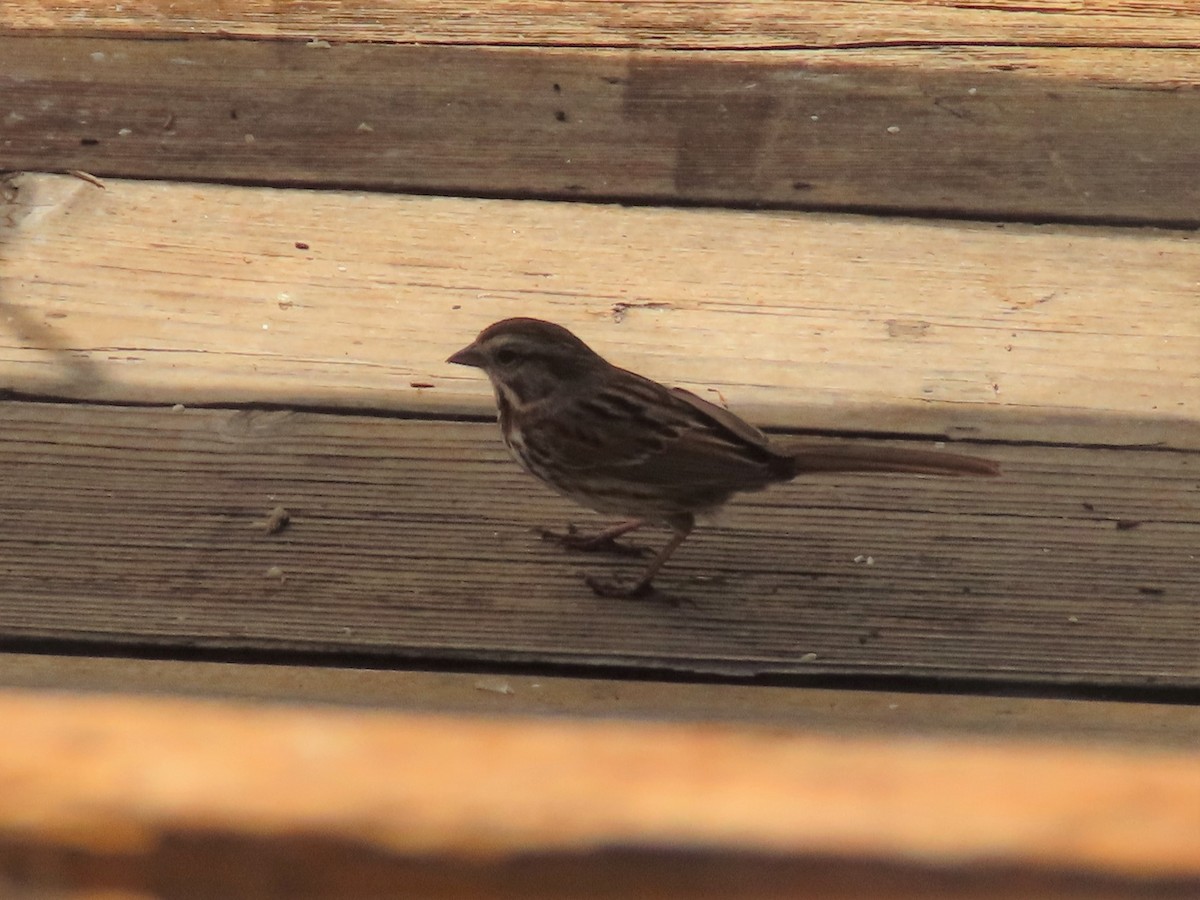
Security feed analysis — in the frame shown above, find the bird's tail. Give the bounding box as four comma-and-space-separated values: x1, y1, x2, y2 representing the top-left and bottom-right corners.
784, 443, 1000, 478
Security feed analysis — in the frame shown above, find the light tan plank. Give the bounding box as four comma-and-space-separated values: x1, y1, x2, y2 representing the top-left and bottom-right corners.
3, 40, 1200, 222
7, 0, 1200, 46
0, 401, 1196, 686
1, 688, 1199, 890
3, 654, 1199, 749
3, 174, 1198, 448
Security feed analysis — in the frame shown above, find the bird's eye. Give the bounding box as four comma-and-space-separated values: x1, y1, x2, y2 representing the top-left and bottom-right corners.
494, 348, 518, 367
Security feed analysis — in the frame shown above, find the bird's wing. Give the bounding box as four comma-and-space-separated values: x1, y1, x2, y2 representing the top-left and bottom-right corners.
525, 375, 786, 486
667, 386, 772, 449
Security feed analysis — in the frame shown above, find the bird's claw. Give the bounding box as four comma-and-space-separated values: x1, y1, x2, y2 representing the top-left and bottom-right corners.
539, 526, 650, 557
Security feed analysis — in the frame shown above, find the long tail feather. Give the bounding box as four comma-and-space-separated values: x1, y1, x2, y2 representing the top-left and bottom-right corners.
786, 444, 1000, 478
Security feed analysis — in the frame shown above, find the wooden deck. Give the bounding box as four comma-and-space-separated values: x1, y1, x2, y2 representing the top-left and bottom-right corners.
1, 2, 1199, 896
1, 174, 1196, 685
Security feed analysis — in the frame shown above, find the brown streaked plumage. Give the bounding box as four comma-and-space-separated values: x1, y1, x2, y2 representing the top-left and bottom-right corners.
448, 317, 999, 599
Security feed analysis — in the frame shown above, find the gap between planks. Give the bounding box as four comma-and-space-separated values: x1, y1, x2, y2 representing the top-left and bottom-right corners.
1, 653, 1199, 748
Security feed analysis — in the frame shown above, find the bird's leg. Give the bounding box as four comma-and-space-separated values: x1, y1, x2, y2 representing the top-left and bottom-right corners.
585, 514, 695, 600
539, 518, 649, 557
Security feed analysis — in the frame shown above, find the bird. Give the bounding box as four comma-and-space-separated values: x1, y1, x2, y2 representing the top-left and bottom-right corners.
448, 317, 999, 599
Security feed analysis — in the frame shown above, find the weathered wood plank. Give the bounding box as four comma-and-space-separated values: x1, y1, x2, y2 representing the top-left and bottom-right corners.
7, 0, 1200, 47
1, 401, 1195, 686
3, 175, 1198, 448
2, 39, 1199, 222
1, 688, 1199, 899
4, 654, 1199, 747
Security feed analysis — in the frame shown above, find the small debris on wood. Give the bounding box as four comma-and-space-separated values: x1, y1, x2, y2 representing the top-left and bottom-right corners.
611, 300, 673, 323
294, 241, 309, 250
705, 387, 729, 408
306, 39, 332, 48
255, 506, 291, 535
65, 170, 105, 189
885, 318, 931, 339
1115, 519, 1142, 531
1, 174, 18, 204
264, 565, 286, 581
853, 555, 875, 565
474, 678, 514, 695
170, 403, 185, 412
798, 652, 819, 663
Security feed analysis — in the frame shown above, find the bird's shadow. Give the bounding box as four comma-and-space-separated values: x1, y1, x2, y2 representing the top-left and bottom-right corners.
0, 173, 106, 396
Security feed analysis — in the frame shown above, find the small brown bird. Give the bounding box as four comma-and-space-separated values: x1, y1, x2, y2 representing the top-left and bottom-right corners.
449, 318, 998, 599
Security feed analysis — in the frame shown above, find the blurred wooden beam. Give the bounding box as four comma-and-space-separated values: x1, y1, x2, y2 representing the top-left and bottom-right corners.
0, 688, 1197, 899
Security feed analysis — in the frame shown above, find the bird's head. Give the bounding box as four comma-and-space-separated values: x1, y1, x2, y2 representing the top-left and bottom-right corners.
447, 317, 608, 405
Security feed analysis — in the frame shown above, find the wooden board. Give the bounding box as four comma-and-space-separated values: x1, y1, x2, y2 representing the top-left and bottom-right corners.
4, 654, 1200, 748
0, 400, 1195, 687
3, 36, 1199, 223
3, 174, 1198, 449
9, 0, 1200, 46
1, 688, 1199, 900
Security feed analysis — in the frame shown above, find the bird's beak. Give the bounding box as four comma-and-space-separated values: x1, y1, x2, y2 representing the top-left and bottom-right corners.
447, 342, 485, 368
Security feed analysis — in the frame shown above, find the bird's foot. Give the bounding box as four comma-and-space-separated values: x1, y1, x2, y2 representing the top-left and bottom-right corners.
583, 575, 693, 608
539, 525, 650, 557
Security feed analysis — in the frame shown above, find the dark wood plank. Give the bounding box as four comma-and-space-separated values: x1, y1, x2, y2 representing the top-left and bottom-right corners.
3, 37, 1200, 223
1, 401, 1196, 687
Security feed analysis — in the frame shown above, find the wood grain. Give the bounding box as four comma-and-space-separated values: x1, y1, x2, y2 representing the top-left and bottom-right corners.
3, 38, 1199, 222
1, 688, 1199, 898
0, 401, 1195, 686
3, 174, 1198, 448
7, 0, 1200, 47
